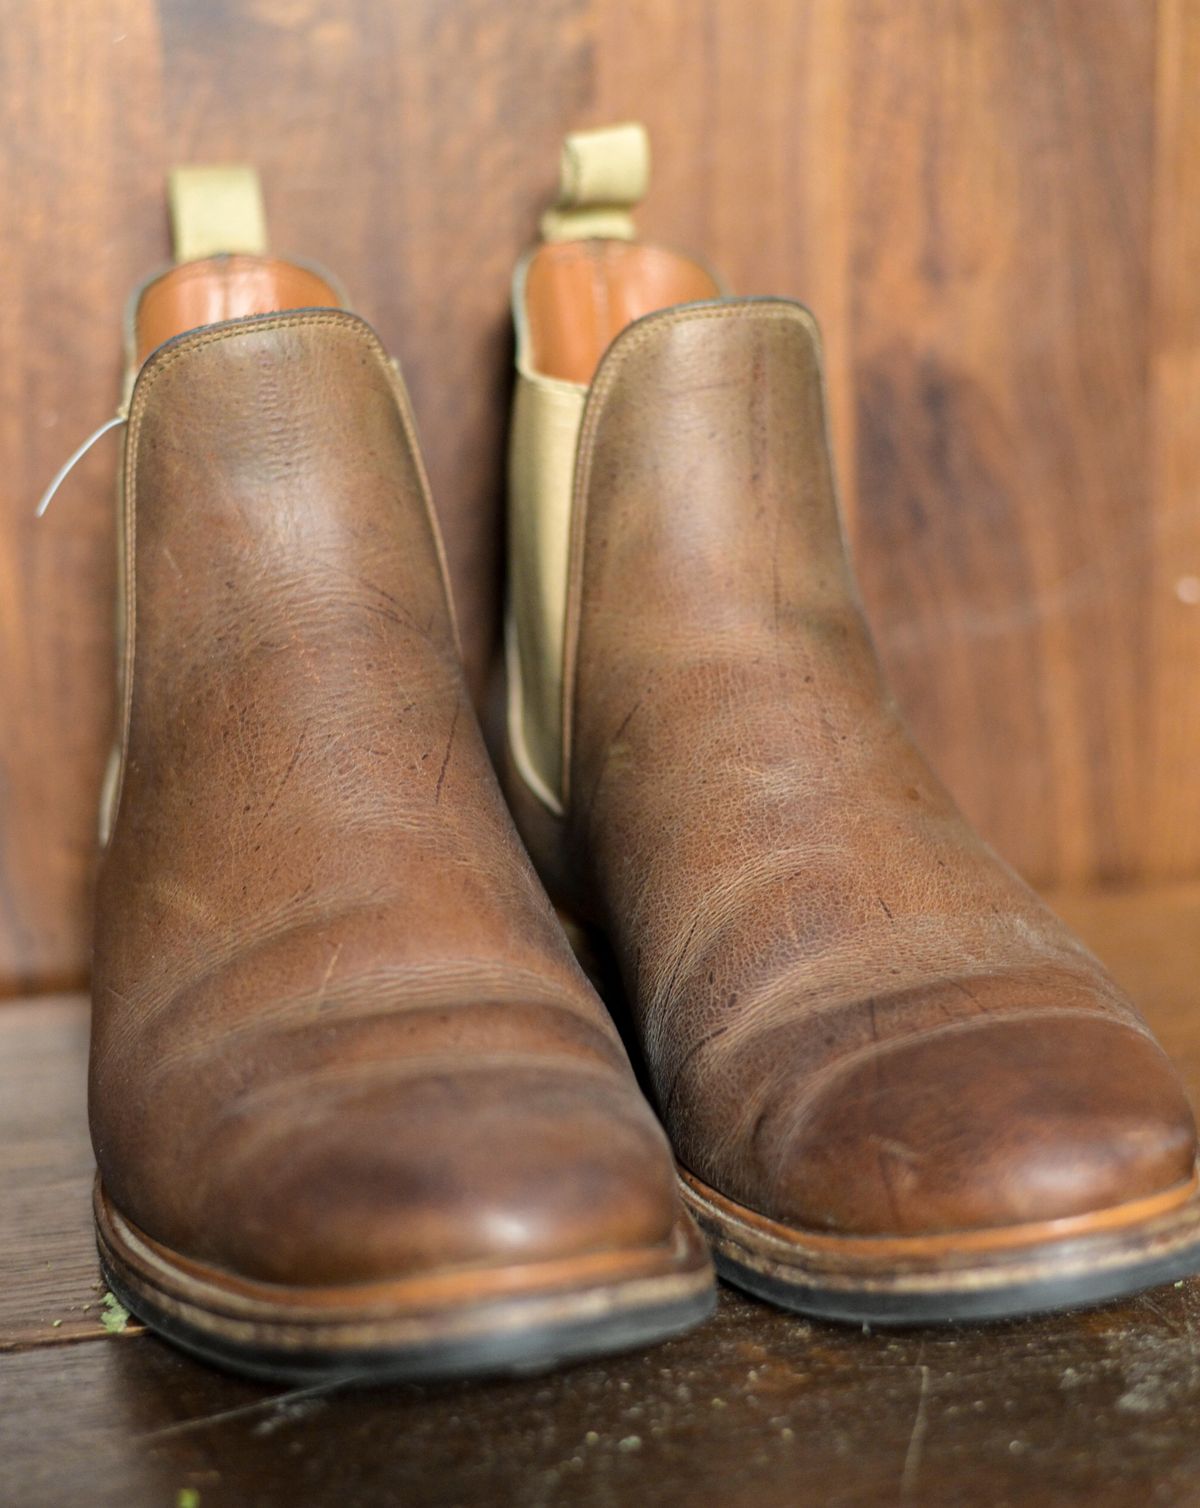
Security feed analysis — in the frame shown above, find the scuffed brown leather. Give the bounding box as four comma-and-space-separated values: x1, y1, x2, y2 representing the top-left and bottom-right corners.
91, 310, 682, 1286
543, 298, 1196, 1237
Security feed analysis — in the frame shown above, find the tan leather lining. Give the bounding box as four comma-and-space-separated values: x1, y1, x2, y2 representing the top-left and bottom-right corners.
506, 371, 586, 810
523, 241, 720, 386
134, 254, 342, 363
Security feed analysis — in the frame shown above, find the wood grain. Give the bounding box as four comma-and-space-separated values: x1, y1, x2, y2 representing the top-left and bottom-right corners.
0, 996, 138, 1349
9, 1279, 1200, 1508
0, 1, 163, 996
2, 1, 1199, 990
844, 0, 1164, 888
1146, 0, 1200, 876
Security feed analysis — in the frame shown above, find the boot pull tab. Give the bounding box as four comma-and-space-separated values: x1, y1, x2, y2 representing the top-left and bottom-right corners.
167, 164, 267, 262
38, 164, 270, 518
540, 122, 650, 243
35, 412, 127, 518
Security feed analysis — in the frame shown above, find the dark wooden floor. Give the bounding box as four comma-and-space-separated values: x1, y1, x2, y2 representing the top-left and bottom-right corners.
3, 885, 1200, 1507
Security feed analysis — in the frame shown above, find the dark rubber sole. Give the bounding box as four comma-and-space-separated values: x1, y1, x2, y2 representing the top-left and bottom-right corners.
709, 1245, 1200, 1327
680, 1166, 1200, 1327
99, 1255, 717, 1384
95, 1179, 715, 1384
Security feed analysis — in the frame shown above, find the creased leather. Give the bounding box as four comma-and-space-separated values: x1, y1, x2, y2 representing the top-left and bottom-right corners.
528, 296, 1197, 1238
90, 310, 684, 1286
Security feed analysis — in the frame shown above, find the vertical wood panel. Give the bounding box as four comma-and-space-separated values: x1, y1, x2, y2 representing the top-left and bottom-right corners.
0, 1, 1197, 990
1147, 0, 1200, 876
847, 0, 1160, 885
0, 1, 163, 993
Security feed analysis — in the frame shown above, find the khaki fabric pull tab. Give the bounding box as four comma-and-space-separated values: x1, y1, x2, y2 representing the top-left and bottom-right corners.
540, 122, 650, 243
167, 165, 268, 263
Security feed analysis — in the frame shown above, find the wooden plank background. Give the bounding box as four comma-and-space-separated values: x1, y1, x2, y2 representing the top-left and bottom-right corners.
2, 0, 1198, 995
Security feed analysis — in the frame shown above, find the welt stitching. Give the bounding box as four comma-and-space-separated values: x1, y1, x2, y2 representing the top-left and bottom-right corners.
128, 309, 378, 422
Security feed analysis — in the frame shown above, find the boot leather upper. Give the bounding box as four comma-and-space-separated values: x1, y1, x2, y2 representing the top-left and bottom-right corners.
90, 309, 683, 1286
519, 295, 1197, 1238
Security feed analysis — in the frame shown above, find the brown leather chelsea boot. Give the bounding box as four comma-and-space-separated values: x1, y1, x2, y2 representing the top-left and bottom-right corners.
75, 168, 712, 1380
501, 125, 1200, 1323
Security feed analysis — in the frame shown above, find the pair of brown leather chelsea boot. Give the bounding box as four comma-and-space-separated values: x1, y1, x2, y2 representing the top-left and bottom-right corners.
69, 133, 1200, 1382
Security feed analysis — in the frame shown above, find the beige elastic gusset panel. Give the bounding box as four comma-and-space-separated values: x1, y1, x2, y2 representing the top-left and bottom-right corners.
168, 165, 268, 263
509, 123, 729, 813
513, 124, 648, 810
506, 365, 586, 813
540, 122, 649, 243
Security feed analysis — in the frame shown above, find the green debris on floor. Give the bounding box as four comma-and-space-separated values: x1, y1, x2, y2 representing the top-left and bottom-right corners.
98, 1291, 130, 1334
176, 1490, 200, 1508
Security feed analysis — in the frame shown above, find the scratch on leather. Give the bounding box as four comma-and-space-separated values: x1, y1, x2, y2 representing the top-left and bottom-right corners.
249, 722, 310, 837
434, 703, 460, 804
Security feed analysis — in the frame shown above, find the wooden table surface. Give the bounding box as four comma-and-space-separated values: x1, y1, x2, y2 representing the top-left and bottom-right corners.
3, 883, 1200, 1507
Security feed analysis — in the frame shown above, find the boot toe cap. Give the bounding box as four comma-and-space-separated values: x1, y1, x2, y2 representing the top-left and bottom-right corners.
193, 1064, 683, 1286
755, 1015, 1197, 1237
